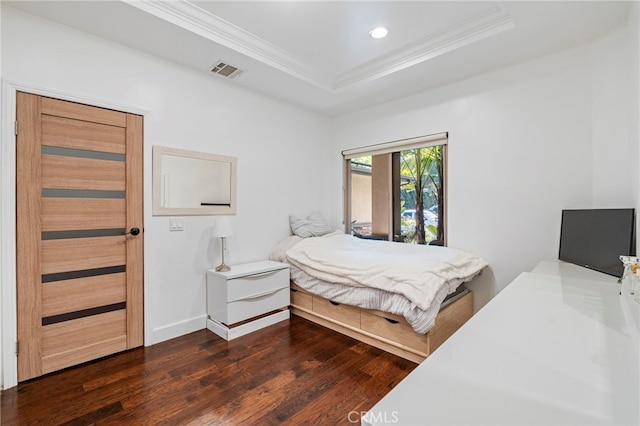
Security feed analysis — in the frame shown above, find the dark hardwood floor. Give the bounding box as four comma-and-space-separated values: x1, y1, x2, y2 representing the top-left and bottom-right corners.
1, 316, 417, 425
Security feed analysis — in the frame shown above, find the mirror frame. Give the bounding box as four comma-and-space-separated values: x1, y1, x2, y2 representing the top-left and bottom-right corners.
152, 146, 237, 216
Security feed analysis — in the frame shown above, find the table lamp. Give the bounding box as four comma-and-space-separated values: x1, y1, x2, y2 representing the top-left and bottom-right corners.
212, 216, 234, 272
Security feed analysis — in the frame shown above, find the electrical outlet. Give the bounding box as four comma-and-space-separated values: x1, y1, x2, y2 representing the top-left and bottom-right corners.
170, 217, 184, 231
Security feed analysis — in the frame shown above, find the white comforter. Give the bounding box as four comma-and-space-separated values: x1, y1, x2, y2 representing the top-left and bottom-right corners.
285, 233, 487, 312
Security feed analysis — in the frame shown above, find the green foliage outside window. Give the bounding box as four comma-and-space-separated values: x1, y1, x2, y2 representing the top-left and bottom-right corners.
400, 146, 444, 244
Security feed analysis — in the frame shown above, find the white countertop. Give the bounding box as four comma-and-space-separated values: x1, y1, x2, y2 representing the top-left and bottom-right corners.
531, 259, 620, 284
364, 261, 640, 426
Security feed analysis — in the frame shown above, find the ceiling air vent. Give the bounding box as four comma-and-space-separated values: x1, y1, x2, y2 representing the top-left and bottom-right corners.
210, 61, 244, 79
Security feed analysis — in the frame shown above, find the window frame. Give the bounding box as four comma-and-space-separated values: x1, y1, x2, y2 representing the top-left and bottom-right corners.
343, 132, 448, 244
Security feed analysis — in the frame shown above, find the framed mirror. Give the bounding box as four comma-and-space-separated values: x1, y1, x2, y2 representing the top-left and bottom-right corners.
152, 146, 237, 216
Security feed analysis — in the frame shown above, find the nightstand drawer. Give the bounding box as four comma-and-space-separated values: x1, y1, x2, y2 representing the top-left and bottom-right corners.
207, 260, 290, 339
227, 287, 289, 325
227, 268, 288, 302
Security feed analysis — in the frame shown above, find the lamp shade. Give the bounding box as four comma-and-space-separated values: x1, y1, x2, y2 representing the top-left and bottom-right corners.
212, 216, 234, 238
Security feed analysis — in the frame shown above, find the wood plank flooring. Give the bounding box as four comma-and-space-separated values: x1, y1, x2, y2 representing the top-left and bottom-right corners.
1, 316, 417, 425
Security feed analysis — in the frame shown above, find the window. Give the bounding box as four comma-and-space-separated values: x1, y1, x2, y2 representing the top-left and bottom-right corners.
343, 133, 447, 245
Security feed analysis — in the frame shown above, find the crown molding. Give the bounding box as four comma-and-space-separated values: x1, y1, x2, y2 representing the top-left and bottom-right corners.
123, 0, 333, 90
334, 6, 515, 90
123, 1, 513, 93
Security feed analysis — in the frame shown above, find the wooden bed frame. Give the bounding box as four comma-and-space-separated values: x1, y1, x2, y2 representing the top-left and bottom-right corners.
289, 282, 473, 363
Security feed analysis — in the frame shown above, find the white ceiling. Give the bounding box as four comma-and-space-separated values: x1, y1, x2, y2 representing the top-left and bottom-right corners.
5, 1, 631, 117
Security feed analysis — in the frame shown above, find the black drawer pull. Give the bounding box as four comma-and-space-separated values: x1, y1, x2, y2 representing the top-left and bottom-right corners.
384, 317, 399, 324
329, 301, 340, 306
291, 288, 298, 292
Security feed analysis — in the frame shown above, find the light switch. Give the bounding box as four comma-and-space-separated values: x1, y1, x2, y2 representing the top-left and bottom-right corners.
170, 217, 184, 231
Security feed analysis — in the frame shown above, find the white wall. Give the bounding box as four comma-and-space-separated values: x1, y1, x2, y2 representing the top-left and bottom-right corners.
330, 23, 637, 310
591, 25, 635, 205
0, 6, 330, 388
0, 1, 4, 391
631, 2, 640, 249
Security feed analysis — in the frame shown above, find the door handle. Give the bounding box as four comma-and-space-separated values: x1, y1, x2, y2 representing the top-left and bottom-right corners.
126, 227, 141, 236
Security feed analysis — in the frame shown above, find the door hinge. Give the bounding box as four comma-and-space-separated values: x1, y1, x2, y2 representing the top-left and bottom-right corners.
14, 120, 18, 136
15, 341, 19, 356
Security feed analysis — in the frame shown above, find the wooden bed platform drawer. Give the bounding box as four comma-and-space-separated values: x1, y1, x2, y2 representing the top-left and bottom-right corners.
312, 298, 361, 328
290, 284, 313, 310
360, 311, 429, 354
289, 282, 474, 364
428, 291, 473, 352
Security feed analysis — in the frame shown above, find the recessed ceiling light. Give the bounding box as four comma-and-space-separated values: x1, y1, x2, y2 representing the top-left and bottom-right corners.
369, 27, 388, 39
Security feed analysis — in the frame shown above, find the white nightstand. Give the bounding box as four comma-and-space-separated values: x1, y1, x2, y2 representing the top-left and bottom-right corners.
206, 260, 290, 340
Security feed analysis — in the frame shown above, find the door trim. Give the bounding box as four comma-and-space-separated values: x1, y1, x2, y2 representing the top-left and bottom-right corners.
1, 80, 152, 390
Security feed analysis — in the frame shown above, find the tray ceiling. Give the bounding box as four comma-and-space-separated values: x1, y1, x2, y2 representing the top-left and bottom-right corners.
5, 1, 630, 116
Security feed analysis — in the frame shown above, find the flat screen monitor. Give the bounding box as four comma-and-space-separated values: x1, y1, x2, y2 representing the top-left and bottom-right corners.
559, 208, 635, 278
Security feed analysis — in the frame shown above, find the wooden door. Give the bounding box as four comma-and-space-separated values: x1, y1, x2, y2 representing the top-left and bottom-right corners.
16, 92, 144, 381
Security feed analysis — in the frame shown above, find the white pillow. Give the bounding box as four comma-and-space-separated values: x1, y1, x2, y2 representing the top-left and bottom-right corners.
289, 211, 333, 238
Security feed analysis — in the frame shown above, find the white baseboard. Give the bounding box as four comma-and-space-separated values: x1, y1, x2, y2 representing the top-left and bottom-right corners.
151, 314, 207, 345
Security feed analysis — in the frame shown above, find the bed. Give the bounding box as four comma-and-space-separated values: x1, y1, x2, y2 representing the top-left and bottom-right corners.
270, 230, 487, 363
